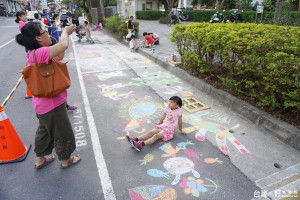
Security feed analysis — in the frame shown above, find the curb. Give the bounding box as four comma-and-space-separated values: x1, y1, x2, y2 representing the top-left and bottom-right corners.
102, 29, 300, 152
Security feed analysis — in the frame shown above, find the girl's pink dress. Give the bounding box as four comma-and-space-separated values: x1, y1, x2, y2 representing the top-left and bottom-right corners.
155, 106, 182, 141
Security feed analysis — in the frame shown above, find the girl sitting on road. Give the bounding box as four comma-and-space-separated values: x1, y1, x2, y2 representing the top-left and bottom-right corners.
15, 11, 27, 32
126, 96, 187, 151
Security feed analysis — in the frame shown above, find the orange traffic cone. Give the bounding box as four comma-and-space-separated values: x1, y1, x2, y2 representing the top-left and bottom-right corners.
0, 107, 31, 164
25, 61, 33, 99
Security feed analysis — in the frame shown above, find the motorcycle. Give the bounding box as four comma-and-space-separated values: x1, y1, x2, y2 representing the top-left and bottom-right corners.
210, 12, 219, 23
178, 11, 189, 21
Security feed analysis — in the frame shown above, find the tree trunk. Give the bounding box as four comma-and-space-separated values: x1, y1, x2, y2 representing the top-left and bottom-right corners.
166, 0, 175, 15
274, 0, 285, 25
220, 0, 225, 9
163, 1, 169, 11
215, 0, 219, 10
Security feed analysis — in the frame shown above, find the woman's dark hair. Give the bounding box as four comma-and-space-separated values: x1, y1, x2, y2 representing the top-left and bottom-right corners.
143, 32, 147, 36
84, 21, 88, 25
131, 29, 136, 33
52, 14, 58, 20
169, 96, 183, 108
131, 35, 136, 39
34, 13, 40, 20
15, 22, 43, 50
15, 11, 26, 23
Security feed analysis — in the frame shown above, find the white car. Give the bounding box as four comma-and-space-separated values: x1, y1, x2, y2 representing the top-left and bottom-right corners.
27, 11, 38, 21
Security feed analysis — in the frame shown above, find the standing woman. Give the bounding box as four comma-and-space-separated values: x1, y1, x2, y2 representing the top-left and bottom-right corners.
52, 14, 62, 37
15, 22, 81, 169
15, 11, 27, 32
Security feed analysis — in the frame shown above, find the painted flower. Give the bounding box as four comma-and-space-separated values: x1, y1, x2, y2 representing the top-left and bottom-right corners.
179, 177, 208, 197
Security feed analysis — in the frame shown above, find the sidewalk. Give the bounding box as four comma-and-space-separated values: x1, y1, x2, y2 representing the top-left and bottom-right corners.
75, 25, 300, 199
121, 20, 300, 153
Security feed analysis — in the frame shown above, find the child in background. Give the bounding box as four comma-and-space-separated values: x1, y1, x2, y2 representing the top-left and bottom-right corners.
127, 16, 134, 33
50, 20, 59, 42
126, 96, 187, 151
142, 32, 154, 48
129, 35, 139, 52
15, 11, 27, 32
126, 29, 136, 42
84, 21, 94, 44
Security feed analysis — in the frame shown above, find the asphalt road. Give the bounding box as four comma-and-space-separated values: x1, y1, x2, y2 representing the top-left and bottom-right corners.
0, 17, 299, 200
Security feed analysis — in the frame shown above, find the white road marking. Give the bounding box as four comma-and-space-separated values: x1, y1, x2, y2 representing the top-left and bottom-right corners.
71, 37, 116, 200
0, 38, 15, 49
0, 26, 19, 27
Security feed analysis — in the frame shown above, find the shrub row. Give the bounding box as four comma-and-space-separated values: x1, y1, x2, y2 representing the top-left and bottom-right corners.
103, 16, 139, 38
170, 23, 300, 116
136, 10, 300, 26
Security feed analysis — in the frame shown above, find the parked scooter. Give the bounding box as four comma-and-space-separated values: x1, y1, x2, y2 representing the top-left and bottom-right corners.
226, 10, 243, 23
210, 12, 220, 23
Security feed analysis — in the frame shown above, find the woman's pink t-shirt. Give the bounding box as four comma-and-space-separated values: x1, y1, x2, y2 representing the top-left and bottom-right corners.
26, 47, 67, 115
19, 21, 26, 31
162, 106, 183, 130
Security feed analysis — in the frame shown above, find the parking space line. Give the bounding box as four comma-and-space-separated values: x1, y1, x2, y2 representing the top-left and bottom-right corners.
71, 37, 116, 200
0, 38, 14, 49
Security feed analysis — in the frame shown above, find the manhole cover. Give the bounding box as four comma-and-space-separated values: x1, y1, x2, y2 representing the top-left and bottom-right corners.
182, 97, 210, 112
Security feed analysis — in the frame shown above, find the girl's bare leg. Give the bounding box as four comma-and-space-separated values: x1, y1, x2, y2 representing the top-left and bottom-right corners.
137, 129, 159, 141
144, 132, 164, 146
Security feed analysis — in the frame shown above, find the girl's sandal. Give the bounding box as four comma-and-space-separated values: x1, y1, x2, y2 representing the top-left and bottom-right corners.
34, 156, 55, 169
61, 154, 81, 169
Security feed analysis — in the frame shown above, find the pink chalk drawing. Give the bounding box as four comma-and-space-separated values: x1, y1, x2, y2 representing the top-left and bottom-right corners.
159, 142, 181, 158
179, 177, 219, 197
163, 86, 193, 97
99, 83, 134, 100
129, 185, 177, 200
183, 112, 249, 154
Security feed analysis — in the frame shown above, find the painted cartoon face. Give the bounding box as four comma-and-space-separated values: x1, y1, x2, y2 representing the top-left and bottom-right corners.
129, 102, 157, 119
163, 157, 195, 175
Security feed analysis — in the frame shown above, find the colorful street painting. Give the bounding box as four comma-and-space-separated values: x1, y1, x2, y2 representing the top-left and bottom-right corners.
179, 177, 219, 197
126, 71, 183, 87
182, 111, 249, 154
129, 185, 177, 200
163, 86, 193, 97
117, 101, 164, 140
98, 83, 134, 100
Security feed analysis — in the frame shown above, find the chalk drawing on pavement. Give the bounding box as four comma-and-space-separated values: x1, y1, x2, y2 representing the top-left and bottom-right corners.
182, 97, 210, 113
148, 157, 200, 185
129, 185, 177, 200
204, 158, 223, 164
96, 70, 127, 81
117, 101, 164, 140
182, 112, 249, 154
126, 71, 183, 87
163, 86, 193, 97
179, 177, 219, 197
139, 154, 154, 165
159, 142, 181, 158
98, 83, 134, 100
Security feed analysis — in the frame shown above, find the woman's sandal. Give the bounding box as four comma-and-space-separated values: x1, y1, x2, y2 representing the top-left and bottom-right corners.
61, 154, 81, 169
34, 156, 55, 169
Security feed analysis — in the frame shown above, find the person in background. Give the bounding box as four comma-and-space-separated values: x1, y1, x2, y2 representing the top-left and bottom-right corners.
152, 33, 160, 45
34, 13, 50, 31
52, 14, 62, 37
127, 16, 134, 33
15, 22, 81, 169
129, 35, 139, 52
142, 32, 154, 48
126, 29, 136, 42
50, 20, 59, 42
15, 11, 27, 32
83, 21, 94, 44
43, 9, 51, 34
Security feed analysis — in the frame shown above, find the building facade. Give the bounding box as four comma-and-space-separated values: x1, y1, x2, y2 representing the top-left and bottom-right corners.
117, 0, 159, 19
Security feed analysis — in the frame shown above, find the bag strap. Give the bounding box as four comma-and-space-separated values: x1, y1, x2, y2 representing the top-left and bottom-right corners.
33, 50, 38, 65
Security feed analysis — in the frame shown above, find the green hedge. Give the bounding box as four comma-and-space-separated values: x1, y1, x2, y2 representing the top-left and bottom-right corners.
170, 23, 300, 116
137, 10, 300, 26
103, 16, 139, 38
136, 10, 168, 20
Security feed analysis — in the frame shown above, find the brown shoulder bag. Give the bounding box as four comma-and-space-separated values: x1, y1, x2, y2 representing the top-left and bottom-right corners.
22, 50, 70, 97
